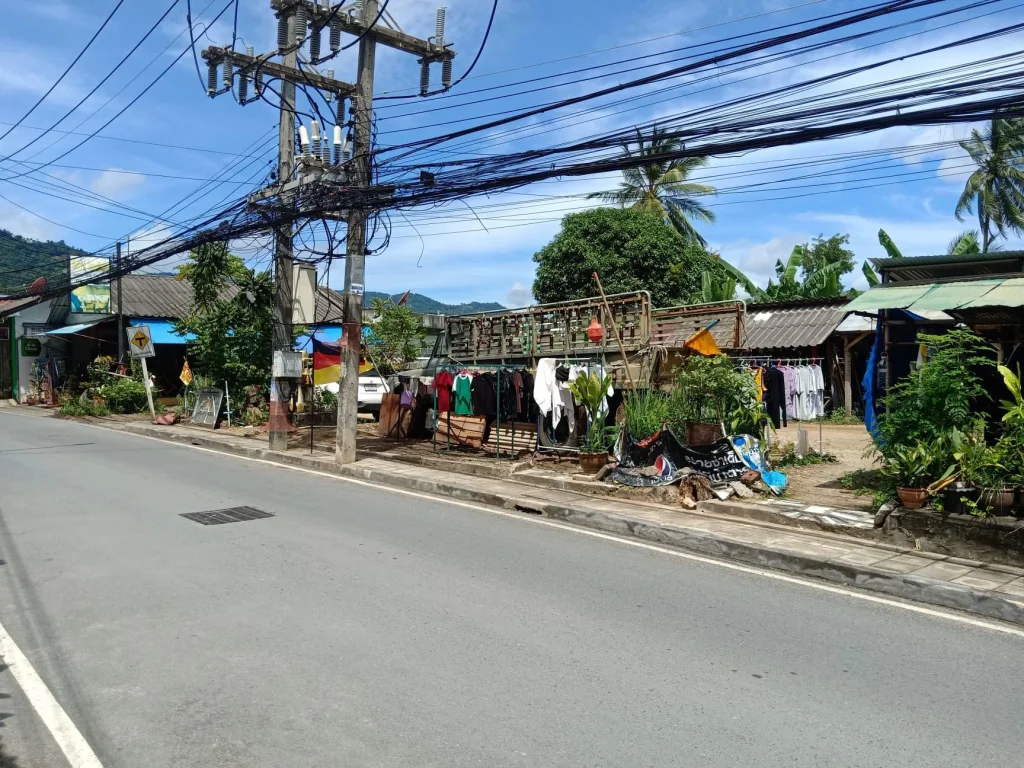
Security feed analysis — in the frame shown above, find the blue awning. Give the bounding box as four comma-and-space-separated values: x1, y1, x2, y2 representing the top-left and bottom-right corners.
129, 318, 193, 344
44, 317, 109, 336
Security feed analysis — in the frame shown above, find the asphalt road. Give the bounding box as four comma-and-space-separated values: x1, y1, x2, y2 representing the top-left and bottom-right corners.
1, 410, 1023, 768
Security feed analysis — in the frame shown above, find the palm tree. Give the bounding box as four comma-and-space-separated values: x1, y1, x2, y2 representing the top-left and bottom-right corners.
589, 125, 716, 246
955, 117, 1024, 252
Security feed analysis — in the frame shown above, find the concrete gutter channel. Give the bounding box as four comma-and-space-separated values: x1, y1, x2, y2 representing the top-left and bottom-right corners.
75, 417, 1024, 627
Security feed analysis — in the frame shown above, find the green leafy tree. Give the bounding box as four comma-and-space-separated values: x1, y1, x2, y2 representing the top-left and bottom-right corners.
587, 125, 716, 246
801, 233, 855, 289
175, 246, 249, 291
532, 208, 725, 307
365, 298, 424, 376
878, 329, 994, 454
174, 242, 282, 395
956, 117, 1024, 252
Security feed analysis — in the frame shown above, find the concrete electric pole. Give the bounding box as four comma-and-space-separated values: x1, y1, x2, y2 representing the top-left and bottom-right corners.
201, 1, 454, 460
335, 0, 379, 465
270, 9, 298, 451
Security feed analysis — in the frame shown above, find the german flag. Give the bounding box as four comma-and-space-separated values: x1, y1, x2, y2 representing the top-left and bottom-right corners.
312, 338, 341, 386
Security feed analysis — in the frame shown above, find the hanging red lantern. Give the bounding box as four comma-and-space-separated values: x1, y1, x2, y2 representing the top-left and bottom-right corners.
586, 316, 605, 343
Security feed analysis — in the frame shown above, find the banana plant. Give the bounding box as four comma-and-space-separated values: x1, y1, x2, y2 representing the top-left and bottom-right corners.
998, 364, 1024, 423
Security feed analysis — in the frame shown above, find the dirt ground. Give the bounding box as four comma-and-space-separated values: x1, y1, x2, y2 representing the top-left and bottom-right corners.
217, 411, 878, 511
769, 423, 877, 511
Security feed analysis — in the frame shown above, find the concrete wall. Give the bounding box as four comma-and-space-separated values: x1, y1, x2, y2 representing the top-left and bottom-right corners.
11, 301, 55, 403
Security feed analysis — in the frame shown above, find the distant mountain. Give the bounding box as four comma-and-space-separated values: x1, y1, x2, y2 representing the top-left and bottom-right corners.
363, 291, 504, 315
0, 229, 88, 295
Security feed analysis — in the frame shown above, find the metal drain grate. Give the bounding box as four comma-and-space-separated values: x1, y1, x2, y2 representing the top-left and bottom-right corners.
180, 506, 275, 526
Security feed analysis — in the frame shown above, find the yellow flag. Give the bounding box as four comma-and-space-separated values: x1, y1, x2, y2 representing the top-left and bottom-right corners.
180, 360, 194, 386
683, 328, 721, 357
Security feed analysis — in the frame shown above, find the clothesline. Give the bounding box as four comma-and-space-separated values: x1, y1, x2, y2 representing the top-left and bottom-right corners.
731, 356, 822, 365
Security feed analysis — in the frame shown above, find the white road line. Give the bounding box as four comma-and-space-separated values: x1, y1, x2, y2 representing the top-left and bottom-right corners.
5, 410, 1024, 640
0, 617, 104, 767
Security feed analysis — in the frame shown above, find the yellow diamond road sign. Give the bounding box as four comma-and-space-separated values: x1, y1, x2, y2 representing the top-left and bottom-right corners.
126, 325, 155, 359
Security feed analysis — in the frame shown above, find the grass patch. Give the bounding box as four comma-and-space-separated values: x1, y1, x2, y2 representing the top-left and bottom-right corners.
772, 441, 837, 468
840, 467, 895, 509
825, 410, 864, 425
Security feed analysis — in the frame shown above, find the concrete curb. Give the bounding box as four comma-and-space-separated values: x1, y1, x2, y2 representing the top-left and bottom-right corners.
119, 422, 1024, 626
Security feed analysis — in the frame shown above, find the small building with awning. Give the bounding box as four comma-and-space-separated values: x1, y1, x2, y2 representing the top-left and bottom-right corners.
843, 251, 1024, 432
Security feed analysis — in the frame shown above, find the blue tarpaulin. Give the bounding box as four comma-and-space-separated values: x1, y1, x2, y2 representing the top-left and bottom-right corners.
863, 315, 883, 444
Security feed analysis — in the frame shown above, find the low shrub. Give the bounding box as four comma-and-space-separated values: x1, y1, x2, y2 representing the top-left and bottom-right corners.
101, 378, 151, 414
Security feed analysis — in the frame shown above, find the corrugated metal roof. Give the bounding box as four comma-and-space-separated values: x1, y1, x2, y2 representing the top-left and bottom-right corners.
112, 274, 345, 323
960, 277, 1024, 308
111, 275, 234, 318
844, 283, 935, 311
0, 295, 41, 318
743, 304, 846, 350
845, 277, 1024, 312
906, 279, 1004, 311
869, 252, 1024, 283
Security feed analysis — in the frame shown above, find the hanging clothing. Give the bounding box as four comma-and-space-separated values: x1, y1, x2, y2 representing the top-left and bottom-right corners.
751, 366, 764, 403
498, 369, 518, 421
519, 370, 537, 422
453, 372, 473, 415
533, 359, 558, 420
433, 370, 453, 413
471, 372, 498, 417
780, 366, 799, 419
763, 365, 787, 429
809, 364, 825, 418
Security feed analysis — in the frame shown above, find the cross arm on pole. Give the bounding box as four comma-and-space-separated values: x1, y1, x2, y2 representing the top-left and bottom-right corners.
272, 0, 455, 61
201, 46, 358, 97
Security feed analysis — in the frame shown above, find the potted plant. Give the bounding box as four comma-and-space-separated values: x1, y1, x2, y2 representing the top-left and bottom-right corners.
975, 460, 1014, 516
569, 372, 617, 474
669, 356, 756, 445
882, 443, 935, 509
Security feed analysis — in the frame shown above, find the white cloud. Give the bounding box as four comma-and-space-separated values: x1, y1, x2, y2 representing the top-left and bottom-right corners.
506, 281, 533, 307
90, 169, 145, 198
0, 205, 59, 242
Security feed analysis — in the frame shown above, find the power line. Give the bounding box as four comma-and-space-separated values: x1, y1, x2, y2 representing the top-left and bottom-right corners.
0, 0, 183, 165
0, 0, 235, 183
0, 0, 127, 144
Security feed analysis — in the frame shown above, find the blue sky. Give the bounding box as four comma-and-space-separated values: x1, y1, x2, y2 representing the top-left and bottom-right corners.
2, 0, 1022, 306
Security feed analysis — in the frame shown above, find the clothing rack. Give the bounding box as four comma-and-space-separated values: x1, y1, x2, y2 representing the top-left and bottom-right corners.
432, 361, 527, 459
534, 357, 602, 457
731, 356, 822, 365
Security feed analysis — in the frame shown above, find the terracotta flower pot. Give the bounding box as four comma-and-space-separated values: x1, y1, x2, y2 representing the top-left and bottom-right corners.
579, 452, 608, 475
897, 487, 928, 510
978, 487, 1016, 516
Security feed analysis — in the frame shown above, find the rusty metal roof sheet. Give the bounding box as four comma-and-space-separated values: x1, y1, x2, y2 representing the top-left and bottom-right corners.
743, 304, 847, 350
0, 295, 41, 318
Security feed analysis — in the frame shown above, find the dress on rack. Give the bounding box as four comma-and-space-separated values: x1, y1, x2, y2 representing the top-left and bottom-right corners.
763, 365, 787, 429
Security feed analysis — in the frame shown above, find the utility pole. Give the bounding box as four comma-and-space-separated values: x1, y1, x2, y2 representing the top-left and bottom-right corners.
336, 2, 455, 465
201, 1, 454, 461
115, 241, 124, 364
335, 0, 379, 465
269, 9, 298, 452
